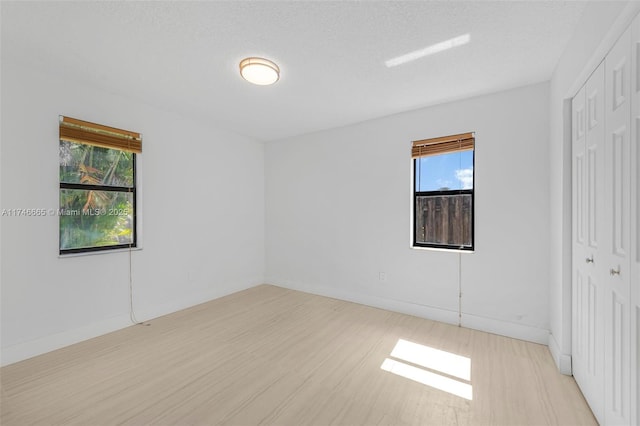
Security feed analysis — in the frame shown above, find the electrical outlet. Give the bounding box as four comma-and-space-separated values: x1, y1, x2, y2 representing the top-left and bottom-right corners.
379, 272, 387, 282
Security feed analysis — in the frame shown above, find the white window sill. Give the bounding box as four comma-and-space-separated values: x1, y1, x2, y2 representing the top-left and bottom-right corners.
58, 246, 143, 259
411, 245, 474, 254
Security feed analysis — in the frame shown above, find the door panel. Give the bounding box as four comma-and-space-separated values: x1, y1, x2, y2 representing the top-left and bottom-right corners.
573, 16, 639, 426
572, 63, 606, 423
587, 144, 598, 248
605, 25, 632, 426
631, 13, 640, 426
611, 127, 629, 257
585, 65, 606, 416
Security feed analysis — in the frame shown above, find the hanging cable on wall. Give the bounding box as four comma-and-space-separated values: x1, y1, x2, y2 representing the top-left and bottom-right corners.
126, 136, 148, 327
457, 136, 463, 327
412, 131, 474, 328
128, 243, 148, 326
458, 252, 462, 327
59, 115, 148, 326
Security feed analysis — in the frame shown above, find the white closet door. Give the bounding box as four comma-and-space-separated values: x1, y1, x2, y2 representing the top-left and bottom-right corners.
631, 13, 640, 426
572, 83, 587, 392
572, 62, 606, 424
605, 24, 633, 426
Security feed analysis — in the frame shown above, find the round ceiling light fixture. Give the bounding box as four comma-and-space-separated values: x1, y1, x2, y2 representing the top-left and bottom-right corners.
239, 57, 280, 85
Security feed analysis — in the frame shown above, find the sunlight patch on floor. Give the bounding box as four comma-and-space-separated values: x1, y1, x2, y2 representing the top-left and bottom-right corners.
381, 338, 473, 400
391, 338, 471, 381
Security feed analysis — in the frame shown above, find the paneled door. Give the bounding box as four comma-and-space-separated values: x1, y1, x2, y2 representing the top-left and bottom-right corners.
630, 13, 640, 426
573, 15, 639, 426
572, 61, 606, 424
604, 24, 633, 426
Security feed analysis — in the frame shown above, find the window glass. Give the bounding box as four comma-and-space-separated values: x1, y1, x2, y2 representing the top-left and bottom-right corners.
59, 140, 136, 254
413, 142, 474, 250
415, 151, 473, 191
59, 189, 134, 251
59, 141, 134, 187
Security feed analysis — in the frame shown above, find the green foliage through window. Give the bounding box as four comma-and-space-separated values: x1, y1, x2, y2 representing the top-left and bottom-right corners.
59, 141, 136, 253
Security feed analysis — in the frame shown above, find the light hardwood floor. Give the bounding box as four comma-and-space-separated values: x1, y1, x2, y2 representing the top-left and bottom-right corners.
1, 285, 596, 425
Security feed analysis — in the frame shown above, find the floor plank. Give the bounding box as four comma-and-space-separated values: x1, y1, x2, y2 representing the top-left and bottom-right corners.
1, 284, 596, 425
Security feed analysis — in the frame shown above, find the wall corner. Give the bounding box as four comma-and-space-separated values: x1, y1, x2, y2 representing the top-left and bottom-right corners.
549, 332, 573, 375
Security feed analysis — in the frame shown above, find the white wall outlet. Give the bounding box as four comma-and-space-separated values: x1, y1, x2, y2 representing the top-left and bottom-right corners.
379, 272, 387, 282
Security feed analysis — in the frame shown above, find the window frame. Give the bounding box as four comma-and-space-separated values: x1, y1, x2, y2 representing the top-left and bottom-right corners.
58, 116, 140, 255
59, 152, 137, 255
412, 143, 475, 252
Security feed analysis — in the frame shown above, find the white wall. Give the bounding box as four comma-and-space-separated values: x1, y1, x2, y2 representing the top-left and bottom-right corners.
0, 60, 265, 365
265, 82, 550, 343
5, 3, 634, 370
548, 0, 638, 374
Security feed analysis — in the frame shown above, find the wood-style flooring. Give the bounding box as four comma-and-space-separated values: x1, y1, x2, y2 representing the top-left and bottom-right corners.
0, 284, 596, 425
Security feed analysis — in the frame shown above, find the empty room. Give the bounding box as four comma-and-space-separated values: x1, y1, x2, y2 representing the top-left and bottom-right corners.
1, 1, 638, 425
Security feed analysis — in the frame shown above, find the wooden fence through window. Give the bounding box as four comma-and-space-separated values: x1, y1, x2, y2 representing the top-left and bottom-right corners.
415, 194, 472, 247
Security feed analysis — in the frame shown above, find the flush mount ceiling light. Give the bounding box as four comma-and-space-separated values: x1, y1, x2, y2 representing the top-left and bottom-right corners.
385, 34, 471, 68
239, 57, 280, 85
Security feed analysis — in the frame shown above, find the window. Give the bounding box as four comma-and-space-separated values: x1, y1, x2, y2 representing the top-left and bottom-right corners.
59, 116, 142, 254
412, 132, 474, 250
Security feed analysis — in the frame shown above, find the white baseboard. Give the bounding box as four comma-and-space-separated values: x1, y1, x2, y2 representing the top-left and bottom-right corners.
0, 280, 261, 367
548, 332, 572, 375
1, 314, 132, 367
270, 281, 550, 345
462, 312, 549, 345
275, 280, 460, 325
2, 279, 555, 367
134, 281, 258, 324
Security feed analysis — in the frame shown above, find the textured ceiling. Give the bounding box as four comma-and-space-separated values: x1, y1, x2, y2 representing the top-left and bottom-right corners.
1, 1, 589, 142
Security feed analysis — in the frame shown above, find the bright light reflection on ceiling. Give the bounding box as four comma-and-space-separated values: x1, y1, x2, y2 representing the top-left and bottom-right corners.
385, 34, 471, 68
380, 339, 473, 400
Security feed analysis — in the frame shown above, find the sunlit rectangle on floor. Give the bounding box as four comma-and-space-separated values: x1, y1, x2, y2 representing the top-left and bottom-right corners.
380, 358, 473, 400
390, 339, 471, 381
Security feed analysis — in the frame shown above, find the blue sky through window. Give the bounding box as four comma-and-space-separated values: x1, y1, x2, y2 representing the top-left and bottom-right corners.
415, 151, 473, 192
